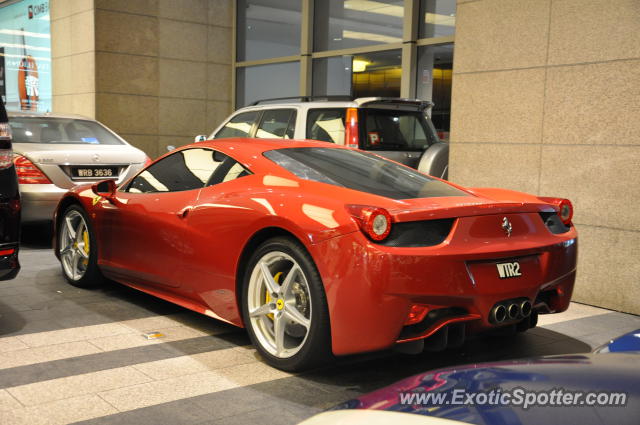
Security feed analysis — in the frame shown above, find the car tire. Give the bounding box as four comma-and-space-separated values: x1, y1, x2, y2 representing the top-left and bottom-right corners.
58, 205, 104, 288
242, 236, 332, 372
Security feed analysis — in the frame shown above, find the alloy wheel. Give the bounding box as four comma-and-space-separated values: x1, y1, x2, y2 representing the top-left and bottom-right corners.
60, 209, 90, 281
247, 251, 312, 358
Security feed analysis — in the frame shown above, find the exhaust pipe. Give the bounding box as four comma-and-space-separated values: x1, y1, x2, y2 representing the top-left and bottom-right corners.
490, 304, 507, 324
520, 300, 532, 317
508, 303, 520, 320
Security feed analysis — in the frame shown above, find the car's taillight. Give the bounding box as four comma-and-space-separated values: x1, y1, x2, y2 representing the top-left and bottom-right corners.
0, 122, 12, 169
539, 197, 573, 226
13, 154, 52, 184
558, 199, 573, 225
143, 156, 153, 167
347, 205, 392, 241
344, 107, 359, 148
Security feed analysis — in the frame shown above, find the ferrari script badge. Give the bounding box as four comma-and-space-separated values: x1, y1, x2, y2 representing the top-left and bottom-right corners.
501, 217, 512, 237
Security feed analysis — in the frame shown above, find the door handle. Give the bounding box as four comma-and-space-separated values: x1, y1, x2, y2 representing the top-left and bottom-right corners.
177, 207, 191, 219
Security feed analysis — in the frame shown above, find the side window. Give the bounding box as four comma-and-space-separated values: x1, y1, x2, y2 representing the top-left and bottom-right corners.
127, 148, 222, 193
306, 109, 346, 144
255, 109, 297, 139
214, 111, 259, 139
207, 154, 252, 186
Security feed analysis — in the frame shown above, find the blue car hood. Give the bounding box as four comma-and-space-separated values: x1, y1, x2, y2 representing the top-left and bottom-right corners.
333, 353, 640, 425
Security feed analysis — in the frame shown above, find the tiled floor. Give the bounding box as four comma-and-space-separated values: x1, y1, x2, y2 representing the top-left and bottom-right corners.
1, 230, 639, 425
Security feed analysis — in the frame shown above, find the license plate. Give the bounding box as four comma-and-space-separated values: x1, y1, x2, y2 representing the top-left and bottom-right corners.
496, 261, 522, 279
72, 167, 118, 178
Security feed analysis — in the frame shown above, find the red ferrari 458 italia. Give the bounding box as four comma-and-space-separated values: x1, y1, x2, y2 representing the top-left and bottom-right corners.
53, 138, 577, 371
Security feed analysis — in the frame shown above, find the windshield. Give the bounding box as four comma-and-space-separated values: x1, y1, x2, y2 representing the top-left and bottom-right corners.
264, 147, 466, 200
9, 117, 124, 145
361, 108, 438, 151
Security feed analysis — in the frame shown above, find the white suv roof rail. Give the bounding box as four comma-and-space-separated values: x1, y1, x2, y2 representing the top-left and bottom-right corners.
249, 96, 434, 110
249, 96, 353, 106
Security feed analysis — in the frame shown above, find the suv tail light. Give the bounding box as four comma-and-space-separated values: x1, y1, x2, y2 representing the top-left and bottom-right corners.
347, 205, 392, 241
13, 154, 52, 184
143, 156, 153, 168
0, 122, 12, 169
539, 197, 573, 225
345, 108, 359, 148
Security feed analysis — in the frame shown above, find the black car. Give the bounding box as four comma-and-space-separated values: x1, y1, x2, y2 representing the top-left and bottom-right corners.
0, 100, 20, 280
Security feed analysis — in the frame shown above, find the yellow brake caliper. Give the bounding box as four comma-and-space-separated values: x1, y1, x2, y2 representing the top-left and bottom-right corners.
266, 271, 283, 320
82, 230, 90, 265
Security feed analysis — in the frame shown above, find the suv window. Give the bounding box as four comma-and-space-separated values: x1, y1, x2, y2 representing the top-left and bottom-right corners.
215, 111, 259, 139
256, 109, 296, 139
361, 109, 437, 151
306, 109, 345, 144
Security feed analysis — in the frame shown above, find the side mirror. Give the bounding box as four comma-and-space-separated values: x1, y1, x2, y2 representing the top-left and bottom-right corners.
91, 179, 116, 199
194, 135, 207, 143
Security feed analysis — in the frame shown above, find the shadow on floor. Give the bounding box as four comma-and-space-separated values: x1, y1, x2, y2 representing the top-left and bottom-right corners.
20, 222, 54, 249
300, 327, 591, 395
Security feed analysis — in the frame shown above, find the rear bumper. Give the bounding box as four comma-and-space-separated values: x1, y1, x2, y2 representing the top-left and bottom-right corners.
19, 184, 67, 223
0, 244, 20, 281
312, 227, 578, 356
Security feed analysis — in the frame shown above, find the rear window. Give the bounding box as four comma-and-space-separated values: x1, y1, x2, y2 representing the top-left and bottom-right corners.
361, 109, 437, 151
264, 147, 466, 200
9, 117, 124, 145
306, 109, 345, 144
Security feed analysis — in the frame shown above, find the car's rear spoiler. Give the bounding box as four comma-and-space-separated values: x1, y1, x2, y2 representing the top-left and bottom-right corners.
354, 97, 435, 110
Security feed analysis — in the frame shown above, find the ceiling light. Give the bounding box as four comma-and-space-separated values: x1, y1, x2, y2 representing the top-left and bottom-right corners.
352, 59, 369, 72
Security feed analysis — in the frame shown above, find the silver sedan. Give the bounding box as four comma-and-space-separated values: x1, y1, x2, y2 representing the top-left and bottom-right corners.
8, 112, 149, 223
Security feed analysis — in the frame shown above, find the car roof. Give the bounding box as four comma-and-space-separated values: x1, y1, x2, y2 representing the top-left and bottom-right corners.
8, 111, 93, 120
171, 138, 348, 175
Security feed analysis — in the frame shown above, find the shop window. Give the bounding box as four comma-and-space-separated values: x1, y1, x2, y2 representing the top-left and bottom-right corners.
236, 62, 300, 108
419, 0, 456, 39
0, 0, 52, 112
236, 0, 301, 62
313, 50, 401, 98
314, 0, 403, 52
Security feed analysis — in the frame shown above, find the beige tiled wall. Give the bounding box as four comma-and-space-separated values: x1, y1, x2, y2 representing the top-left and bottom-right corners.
50, 0, 233, 159
450, 0, 640, 314
50, 1, 96, 117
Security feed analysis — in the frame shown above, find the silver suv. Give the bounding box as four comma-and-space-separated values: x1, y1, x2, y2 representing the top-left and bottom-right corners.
200, 97, 449, 179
